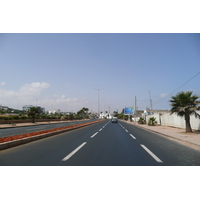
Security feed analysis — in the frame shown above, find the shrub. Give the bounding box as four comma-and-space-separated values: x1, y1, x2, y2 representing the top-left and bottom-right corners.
138, 117, 146, 124
20, 116, 28, 120
12, 116, 20, 120
148, 117, 157, 126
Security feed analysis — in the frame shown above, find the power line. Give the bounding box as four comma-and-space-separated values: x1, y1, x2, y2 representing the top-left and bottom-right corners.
154, 71, 200, 105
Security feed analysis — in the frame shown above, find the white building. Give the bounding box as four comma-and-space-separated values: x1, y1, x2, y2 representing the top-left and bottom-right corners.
23, 105, 34, 112
0, 105, 9, 111
99, 112, 112, 119
46, 109, 61, 115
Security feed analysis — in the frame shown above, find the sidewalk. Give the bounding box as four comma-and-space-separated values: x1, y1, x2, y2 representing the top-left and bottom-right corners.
122, 120, 200, 151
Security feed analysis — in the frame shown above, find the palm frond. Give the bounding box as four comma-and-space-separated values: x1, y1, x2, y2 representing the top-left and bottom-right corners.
169, 91, 200, 117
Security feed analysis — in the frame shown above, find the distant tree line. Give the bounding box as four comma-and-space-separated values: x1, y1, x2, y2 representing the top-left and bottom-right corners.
0, 107, 91, 123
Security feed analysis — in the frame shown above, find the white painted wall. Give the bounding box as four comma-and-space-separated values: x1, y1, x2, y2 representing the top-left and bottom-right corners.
145, 111, 200, 130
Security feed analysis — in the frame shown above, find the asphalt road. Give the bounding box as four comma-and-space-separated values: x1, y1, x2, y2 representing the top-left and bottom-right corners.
0, 119, 97, 138
1, 119, 200, 166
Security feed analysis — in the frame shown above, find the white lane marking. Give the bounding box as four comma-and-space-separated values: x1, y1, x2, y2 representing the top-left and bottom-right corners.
62, 142, 87, 161
91, 132, 98, 138
125, 129, 128, 132
99, 128, 102, 131
130, 134, 136, 139
140, 145, 163, 163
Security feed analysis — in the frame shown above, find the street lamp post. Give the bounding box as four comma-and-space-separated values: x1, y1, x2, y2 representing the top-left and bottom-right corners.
148, 90, 153, 111
102, 100, 106, 114
94, 88, 104, 118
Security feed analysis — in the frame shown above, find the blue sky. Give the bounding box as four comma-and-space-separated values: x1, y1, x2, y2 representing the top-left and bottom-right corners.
0, 33, 200, 113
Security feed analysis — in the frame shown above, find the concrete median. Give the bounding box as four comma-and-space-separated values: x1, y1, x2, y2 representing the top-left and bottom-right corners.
0, 121, 100, 151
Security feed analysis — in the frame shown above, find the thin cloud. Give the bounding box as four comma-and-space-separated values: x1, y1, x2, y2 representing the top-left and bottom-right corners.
0, 82, 6, 86
0, 82, 90, 111
0, 82, 50, 107
160, 93, 169, 98
19, 82, 50, 96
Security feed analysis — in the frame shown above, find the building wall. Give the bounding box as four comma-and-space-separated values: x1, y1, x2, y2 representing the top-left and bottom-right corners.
23, 105, 34, 111
0, 105, 9, 111
145, 111, 200, 130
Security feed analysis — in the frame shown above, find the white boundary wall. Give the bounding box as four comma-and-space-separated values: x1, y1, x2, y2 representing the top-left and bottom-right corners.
145, 111, 200, 131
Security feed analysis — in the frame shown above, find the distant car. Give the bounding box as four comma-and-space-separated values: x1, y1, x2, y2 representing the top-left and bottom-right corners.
111, 117, 118, 123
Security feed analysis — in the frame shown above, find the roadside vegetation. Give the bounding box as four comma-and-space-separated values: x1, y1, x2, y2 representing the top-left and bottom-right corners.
169, 91, 200, 132
147, 117, 157, 126
138, 117, 146, 124
0, 107, 91, 124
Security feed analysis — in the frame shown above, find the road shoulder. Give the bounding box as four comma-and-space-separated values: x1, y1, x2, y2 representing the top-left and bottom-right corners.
120, 120, 200, 151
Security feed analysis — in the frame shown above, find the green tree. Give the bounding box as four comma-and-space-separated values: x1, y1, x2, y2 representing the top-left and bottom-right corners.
0, 109, 5, 115
113, 111, 118, 117
28, 107, 39, 123
77, 107, 89, 119
69, 113, 74, 120
169, 91, 200, 132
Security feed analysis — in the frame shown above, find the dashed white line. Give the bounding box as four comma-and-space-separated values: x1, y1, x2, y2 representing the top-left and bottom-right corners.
140, 144, 163, 163
125, 129, 128, 132
99, 128, 102, 131
91, 132, 98, 138
130, 134, 136, 139
62, 142, 87, 161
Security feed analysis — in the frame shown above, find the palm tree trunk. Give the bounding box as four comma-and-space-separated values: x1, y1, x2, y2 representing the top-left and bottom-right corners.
32, 116, 35, 123
185, 110, 192, 132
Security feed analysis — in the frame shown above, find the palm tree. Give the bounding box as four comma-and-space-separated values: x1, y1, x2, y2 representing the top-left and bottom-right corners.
77, 107, 89, 119
169, 91, 200, 132
28, 107, 39, 123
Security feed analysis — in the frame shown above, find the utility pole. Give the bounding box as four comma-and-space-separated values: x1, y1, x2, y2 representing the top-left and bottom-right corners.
135, 96, 137, 122
102, 100, 106, 114
94, 88, 104, 118
148, 90, 153, 111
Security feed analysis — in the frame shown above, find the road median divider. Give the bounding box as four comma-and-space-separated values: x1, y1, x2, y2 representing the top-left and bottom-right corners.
0, 120, 101, 151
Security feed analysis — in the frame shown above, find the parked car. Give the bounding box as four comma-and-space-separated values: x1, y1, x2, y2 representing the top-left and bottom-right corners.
111, 117, 118, 123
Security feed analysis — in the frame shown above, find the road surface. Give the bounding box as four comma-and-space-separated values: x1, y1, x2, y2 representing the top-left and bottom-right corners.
0, 119, 200, 166
0, 119, 97, 138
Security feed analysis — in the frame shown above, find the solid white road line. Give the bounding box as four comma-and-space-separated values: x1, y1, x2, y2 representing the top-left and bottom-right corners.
91, 132, 98, 138
140, 144, 163, 163
130, 134, 136, 139
62, 142, 87, 161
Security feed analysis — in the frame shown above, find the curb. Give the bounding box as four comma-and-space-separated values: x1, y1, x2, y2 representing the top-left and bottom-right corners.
121, 120, 200, 151
0, 122, 97, 151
